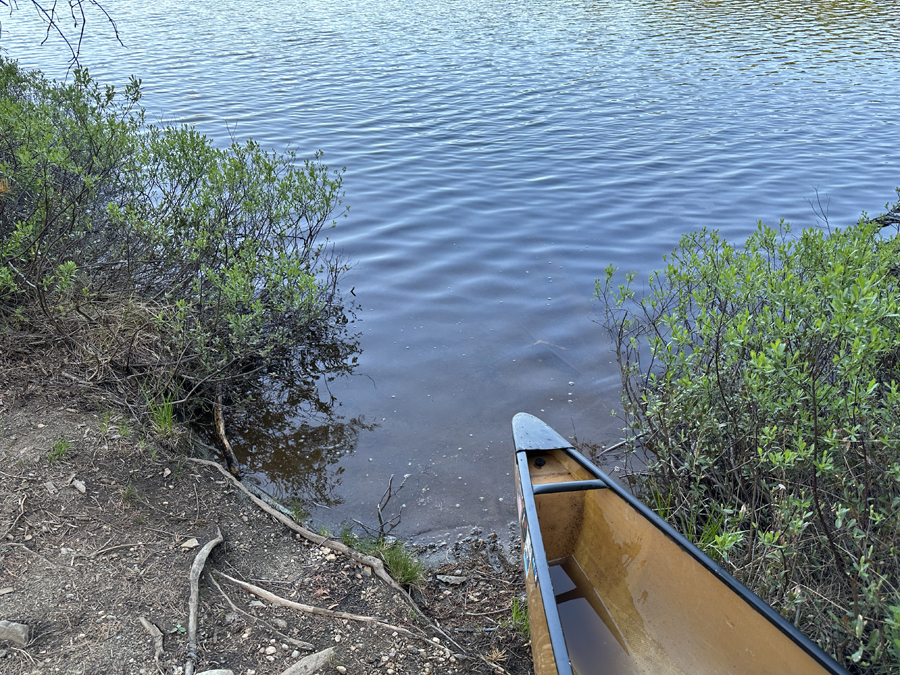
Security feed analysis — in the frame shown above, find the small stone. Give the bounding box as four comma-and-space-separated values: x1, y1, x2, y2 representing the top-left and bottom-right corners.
265, 645, 277, 655
0, 620, 29, 646
196, 670, 235, 675
436, 574, 467, 585
250, 600, 265, 607
335, 668, 347, 674
272, 618, 288, 629
180, 538, 200, 550
279, 647, 334, 675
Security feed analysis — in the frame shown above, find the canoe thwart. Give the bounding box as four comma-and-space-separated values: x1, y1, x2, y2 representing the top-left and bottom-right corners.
532, 479, 608, 496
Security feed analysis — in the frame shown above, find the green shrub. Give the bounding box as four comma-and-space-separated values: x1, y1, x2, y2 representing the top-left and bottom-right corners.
598, 208, 900, 672
0, 57, 357, 418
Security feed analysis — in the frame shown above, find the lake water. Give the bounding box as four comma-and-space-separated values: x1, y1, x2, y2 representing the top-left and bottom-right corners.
4, 0, 898, 541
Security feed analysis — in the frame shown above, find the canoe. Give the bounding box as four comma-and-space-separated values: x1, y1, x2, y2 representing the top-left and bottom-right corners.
512, 412, 849, 675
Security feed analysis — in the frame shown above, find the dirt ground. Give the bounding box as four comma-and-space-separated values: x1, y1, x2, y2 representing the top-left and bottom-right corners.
0, 357, 532, 675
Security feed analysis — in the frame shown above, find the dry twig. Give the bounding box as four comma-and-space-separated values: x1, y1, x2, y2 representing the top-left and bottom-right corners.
215, 572, 446, 654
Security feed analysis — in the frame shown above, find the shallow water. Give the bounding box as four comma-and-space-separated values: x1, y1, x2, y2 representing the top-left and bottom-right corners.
4, 0, 898, 539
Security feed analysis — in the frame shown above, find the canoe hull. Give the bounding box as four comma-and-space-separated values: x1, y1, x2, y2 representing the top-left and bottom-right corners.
513, 412, 848, 675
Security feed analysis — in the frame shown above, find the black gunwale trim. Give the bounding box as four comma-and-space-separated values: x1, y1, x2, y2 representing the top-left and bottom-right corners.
515, 449, 574, 675
512, 412, 850, 675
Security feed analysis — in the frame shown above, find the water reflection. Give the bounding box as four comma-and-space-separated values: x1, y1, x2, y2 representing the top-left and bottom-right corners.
230, 373, 377, 509
223, 309, 369, 509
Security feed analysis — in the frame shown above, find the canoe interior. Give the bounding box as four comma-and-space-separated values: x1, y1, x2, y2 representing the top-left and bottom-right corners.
524, 447, 834, 675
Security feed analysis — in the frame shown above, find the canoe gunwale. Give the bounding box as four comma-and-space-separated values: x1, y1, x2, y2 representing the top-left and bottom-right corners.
515, 449, 575, 675
512, 412, 850, 675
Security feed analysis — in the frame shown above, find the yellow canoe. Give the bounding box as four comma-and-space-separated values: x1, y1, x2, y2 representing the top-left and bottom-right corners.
512, 412, 848, 675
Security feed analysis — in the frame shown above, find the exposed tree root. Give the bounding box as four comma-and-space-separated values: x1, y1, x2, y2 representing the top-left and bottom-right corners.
207, 572, 314, 651
215, 571, 444, 654
185, 527, 223, 675
186, 457, 408, 596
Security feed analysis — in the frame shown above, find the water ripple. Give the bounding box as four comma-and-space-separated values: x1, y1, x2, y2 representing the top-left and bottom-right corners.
4, 0, 899, 536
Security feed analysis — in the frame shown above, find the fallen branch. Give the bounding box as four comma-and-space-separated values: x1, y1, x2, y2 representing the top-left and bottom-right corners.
207, 572, 314, 651
215, 571, 447, 655
213, 395, 241, 474
187, 457, 407, 596
185, 527, 224, 675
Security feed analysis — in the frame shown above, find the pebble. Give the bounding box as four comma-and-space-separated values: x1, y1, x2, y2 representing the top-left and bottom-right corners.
0, 620, 29, 647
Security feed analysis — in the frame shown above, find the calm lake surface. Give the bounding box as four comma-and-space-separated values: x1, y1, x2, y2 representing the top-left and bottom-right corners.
5, 0, 898, 540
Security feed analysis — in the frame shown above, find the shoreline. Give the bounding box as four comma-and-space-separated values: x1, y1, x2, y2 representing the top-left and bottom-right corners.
0, 357, 531, 674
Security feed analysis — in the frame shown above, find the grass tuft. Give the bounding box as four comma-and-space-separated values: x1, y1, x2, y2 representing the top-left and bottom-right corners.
47, 438, 72, 463
357, 536, 425, 589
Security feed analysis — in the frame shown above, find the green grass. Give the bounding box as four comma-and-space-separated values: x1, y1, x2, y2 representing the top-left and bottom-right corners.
339, 522, 357, 548
98, 410, 112, 435
148, 392, 176, 438
508, 596, 530, 639
47, 438, 72, 463
358, 537, 425, 589
289, 503, 309, 525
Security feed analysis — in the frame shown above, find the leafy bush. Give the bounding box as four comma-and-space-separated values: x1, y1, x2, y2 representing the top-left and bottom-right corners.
598, 208, 900, 673
0, 57, 357, 418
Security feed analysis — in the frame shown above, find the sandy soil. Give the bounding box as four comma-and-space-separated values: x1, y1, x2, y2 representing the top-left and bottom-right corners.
0, 356, 532, 675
